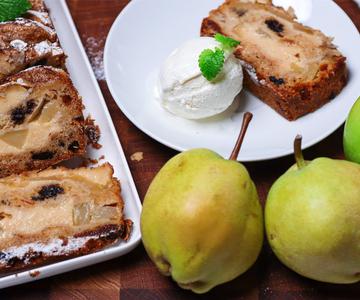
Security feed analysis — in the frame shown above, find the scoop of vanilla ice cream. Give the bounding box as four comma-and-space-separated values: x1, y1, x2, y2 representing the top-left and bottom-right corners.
157, 37, 243, 119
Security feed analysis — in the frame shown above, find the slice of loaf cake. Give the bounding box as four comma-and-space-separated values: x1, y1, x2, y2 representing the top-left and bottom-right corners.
28, 0, 47, 12
26, 0, 54, 27
201, 0, 347, 120
0, 66, 86, 178
0, 163, 132, 273
0, 18, 65, 81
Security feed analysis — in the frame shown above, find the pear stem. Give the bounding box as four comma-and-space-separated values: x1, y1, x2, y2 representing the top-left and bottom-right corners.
229, 112, 253, 161
294, 135, 306, 169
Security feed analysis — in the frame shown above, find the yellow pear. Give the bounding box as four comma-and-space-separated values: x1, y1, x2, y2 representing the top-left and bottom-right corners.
265, 136, 360, 284
141, 113, 263, 293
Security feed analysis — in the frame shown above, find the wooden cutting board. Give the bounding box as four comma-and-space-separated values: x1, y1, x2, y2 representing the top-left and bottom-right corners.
1, 0, 359, 299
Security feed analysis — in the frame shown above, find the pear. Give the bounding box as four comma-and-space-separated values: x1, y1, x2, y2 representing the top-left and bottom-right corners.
141, 113, 263, 294
265, 135, 360, 284
344, 96, 360, 163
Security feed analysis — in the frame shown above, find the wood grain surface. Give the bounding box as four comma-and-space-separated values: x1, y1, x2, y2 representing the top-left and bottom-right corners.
1, 0, 360, 299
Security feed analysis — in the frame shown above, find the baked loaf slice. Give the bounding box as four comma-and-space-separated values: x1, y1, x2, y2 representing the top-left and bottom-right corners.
0, 66, 86, 178
28, 0, 47, 12
0, 163, 132, 273
201, 0, 347, 120
26, 0, 54, 27
0, 18, 65, 81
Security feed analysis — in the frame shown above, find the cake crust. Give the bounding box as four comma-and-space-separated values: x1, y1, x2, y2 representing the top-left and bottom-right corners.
201, 0, 347, 120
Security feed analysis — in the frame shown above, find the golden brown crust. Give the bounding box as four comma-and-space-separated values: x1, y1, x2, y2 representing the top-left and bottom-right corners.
0, 223, 133, 273
0, 224, 128, 273
242, 56, 347, 120
201, 0, 348, 120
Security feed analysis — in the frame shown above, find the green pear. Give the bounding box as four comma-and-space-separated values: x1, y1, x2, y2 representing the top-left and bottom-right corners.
265, 136, 360, 284
141, 113, 263, 294
344, 96, 360, 163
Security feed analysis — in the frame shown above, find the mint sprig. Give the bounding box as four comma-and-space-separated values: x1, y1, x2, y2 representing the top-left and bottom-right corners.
199, 47, 225, 81
199, 33, 240, 81
0, 0, 32, 22
214, 33, 240, 50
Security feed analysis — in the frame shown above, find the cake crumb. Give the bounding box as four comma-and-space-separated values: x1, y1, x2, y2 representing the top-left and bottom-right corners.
79, 155, 106, 167
130, 152, 143, 162
29, 270, 40, 278
85, 116, 102, 149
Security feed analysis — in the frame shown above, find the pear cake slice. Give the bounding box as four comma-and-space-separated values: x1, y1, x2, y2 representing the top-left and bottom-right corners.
0, 66, 86, 178
0, 18, 65, 81
201, 0, 347, 120
0, 163, 132, 273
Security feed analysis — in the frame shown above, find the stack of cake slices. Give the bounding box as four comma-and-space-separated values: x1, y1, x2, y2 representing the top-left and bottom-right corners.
0, 0, 131, 273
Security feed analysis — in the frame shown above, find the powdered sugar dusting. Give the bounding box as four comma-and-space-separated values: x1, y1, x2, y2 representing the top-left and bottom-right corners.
10, 40, 28, 52
239, 59, 261, 85
0, 236, 92, 265
84, 36, 105, 81
33, 40, 64, 57
27, 10, 51, 26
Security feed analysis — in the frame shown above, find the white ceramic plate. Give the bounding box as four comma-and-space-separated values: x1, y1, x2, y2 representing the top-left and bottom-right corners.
0, 0, 142, 289
105, 0, 360, 161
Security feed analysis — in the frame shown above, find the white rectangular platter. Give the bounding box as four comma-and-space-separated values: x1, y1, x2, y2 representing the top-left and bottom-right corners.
0, 0, 142, 289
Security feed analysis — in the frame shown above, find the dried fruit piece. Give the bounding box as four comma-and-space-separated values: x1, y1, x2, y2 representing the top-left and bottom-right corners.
10, 100, 37, 125
31, 151, 54, 160
32, 184, 64, 201
68, 141, 80, 152
265, 19, 284, 33
269, 76, 285, 85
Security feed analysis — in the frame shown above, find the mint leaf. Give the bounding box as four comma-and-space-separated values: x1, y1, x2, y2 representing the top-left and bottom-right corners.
215, 33, 240, 50
0, 0, 32, 22
198, 34, 240, 81
199, 47, 225, 81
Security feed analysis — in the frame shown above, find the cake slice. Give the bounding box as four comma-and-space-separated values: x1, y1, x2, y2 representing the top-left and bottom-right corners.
26, 0, 54, 27
0, 66, 86, 178
28, 0, 47, 12
0, 163, 132, 273
0, 18, 65, 81
201, 0, 347, 120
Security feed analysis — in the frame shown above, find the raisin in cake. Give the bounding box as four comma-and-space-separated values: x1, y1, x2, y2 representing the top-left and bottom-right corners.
0, 163, 132, 273
0, 66, 86, 178
201, 0, 347, 120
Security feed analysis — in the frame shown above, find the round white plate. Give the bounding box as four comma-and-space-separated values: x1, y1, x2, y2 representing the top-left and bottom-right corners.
104, 0, 360, 161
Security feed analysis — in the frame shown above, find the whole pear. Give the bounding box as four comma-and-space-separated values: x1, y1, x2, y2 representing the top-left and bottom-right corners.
344, 96, 360, 163
141, 113, 263, 294
265, 136, 360, 284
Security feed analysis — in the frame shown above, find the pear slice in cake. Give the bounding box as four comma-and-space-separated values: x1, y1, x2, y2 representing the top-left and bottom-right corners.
0, 66, 86, 178
0, 163, 132, 273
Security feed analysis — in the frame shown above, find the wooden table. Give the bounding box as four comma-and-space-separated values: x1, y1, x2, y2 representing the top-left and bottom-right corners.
1, 1, 360, 299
